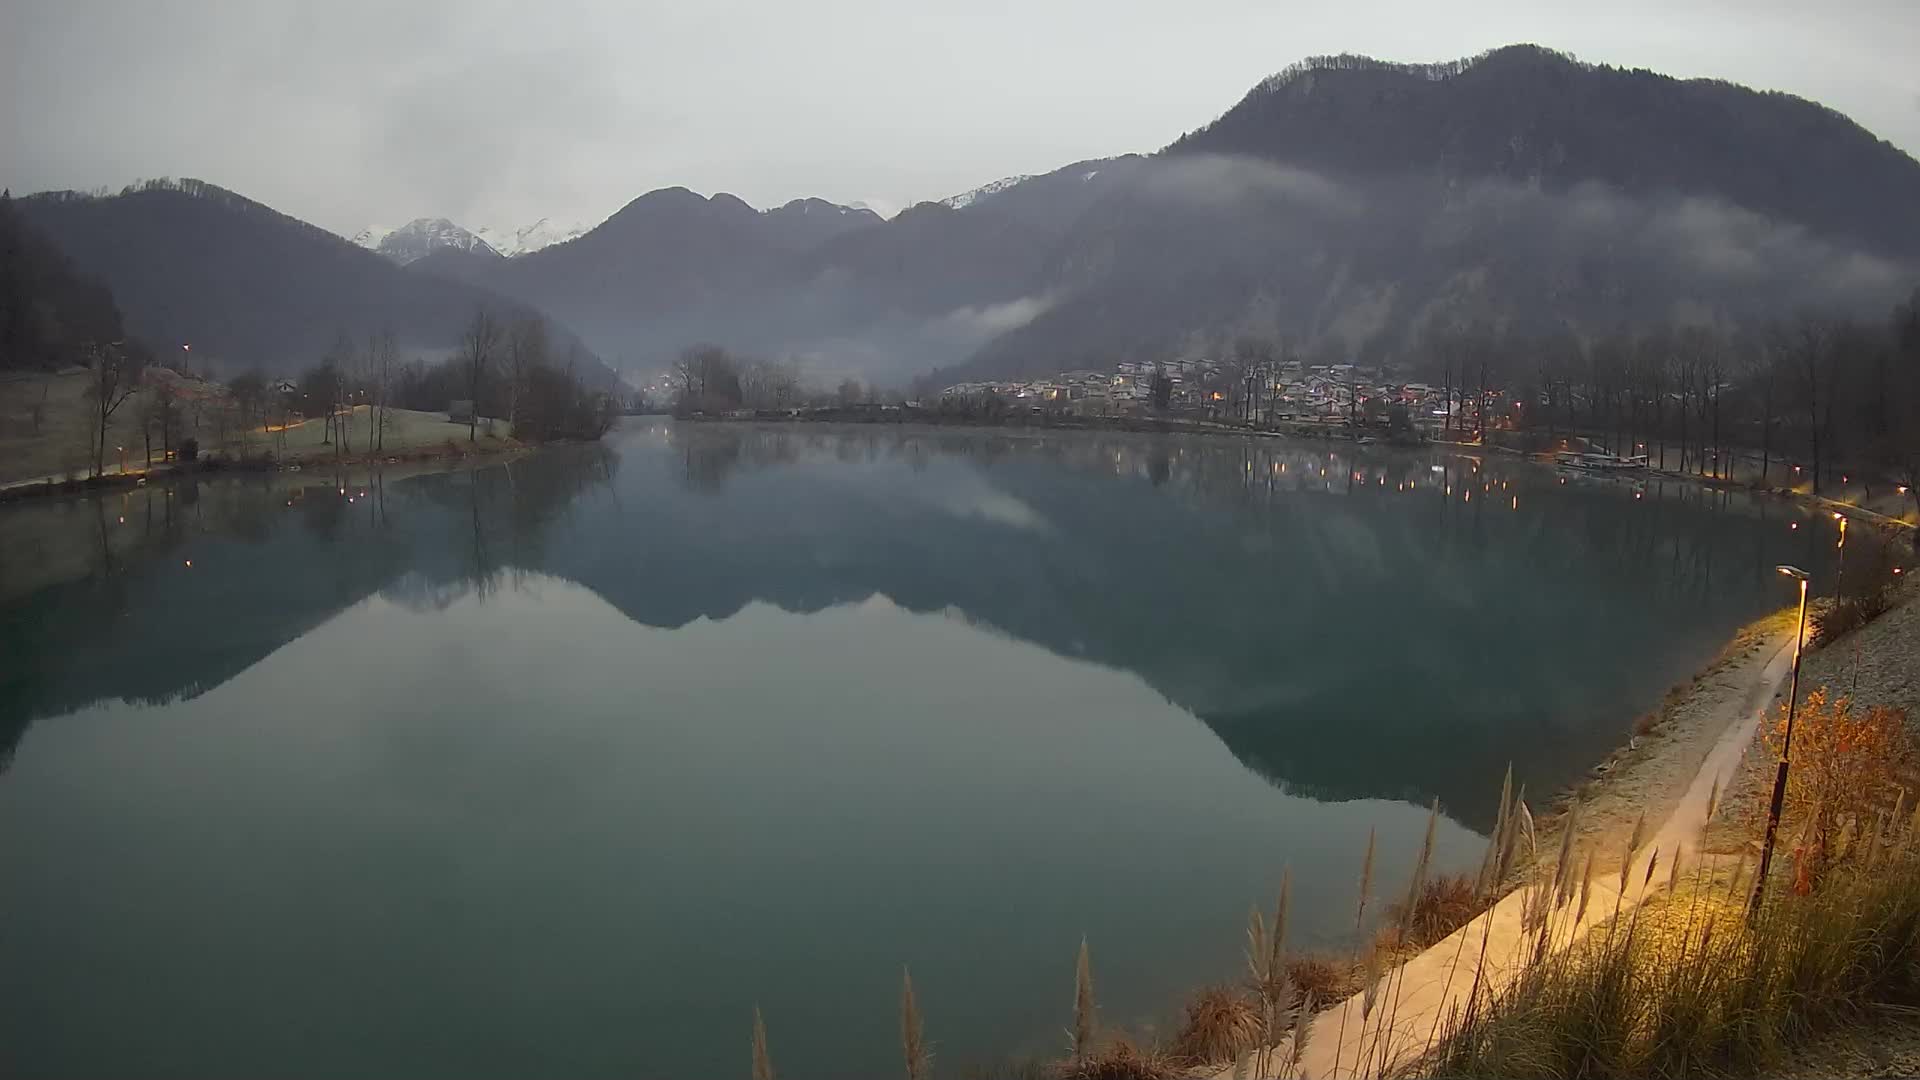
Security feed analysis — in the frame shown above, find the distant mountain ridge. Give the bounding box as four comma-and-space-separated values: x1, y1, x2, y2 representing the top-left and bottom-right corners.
17, 179, 609, 381
1167, 45, 1920, 258
403, 45, 1920, 386
934, 46, 1920, 384
20, 46, 1920, 387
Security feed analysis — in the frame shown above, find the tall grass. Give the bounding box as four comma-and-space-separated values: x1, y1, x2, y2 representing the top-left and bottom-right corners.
902, 966, 930, 1080
1425, 832, 1920, 1078
751, 1005, 775, 1080
1073, 937, 1097, 1063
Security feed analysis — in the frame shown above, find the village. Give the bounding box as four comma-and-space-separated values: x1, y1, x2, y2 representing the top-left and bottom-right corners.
938, 356, 1479, 430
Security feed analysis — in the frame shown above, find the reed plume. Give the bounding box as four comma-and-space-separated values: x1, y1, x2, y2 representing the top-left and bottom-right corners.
1356, 827, 1378, 931
901, 967, 930, 1080
1072, 938, 1096, 1062
752, 1006, 775, 1080
1575, 850, 1596, 926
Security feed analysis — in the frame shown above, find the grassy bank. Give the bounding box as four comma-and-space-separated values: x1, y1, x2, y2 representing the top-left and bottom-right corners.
0, 369, 523, 490
1416, 576, 1920, 1079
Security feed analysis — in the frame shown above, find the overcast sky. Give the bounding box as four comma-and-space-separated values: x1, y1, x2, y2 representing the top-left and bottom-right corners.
5, 0, 1918, 237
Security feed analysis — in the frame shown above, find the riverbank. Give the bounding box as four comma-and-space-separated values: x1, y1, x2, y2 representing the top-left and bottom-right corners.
0, 420, 527, 505
1196, 578, 1919, 1080
1184, 610, 1804, 1080
699, 408, 1920, 540
0, 447, 547, 604
681, 405, 1420, 446
1527, 611, 1798, 886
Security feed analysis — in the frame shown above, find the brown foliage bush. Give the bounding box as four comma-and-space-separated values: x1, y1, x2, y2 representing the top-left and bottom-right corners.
1812, 591, 1892, 646
1169, 985, 1260, 1065
1389, 873, 1483, 949
1054, 1036, 1181, 1080
1284, 953, 1353, 1007
1764, 687, 1915, 877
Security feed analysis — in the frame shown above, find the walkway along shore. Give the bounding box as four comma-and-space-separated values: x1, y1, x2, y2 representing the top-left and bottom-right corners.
1210, 631, 1796, 1080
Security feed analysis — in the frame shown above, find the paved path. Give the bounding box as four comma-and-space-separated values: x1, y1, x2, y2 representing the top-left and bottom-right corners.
1215, 636, 1795, 1079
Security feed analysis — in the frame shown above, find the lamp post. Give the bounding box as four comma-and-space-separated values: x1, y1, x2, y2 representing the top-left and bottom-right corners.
1751, 564, 1811, 917
1832, 514, 1848, 602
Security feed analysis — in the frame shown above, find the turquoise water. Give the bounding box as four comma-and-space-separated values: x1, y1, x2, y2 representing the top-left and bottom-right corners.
0, 422, 1845, 1078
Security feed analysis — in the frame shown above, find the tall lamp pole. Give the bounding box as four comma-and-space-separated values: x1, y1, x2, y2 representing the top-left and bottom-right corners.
1751, 564, 1811, 916
1833, 514, 1848, 601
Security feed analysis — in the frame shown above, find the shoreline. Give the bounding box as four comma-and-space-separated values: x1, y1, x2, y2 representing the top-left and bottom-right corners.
0, 438, 533, 506
1204, 612, 1803, 1079
1526, 610, 1798, 879
690, 411, 1919, 537
1201, 576, 1920, 1078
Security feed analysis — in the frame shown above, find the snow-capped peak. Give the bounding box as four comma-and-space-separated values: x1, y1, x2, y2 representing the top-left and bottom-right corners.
350, 217, 498, 264
475, 218, 589, 257
940, 174, 1033, 211
349, 224, 395, 249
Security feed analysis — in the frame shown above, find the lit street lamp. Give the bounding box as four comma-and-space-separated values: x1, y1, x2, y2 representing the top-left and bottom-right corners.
1832, 514, 1848, 602
1751, 564, 1811, 917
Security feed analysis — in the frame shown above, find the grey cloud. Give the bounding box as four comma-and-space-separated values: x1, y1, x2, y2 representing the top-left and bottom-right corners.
1137, 154, 1363, 215
930, 296, 1057, 340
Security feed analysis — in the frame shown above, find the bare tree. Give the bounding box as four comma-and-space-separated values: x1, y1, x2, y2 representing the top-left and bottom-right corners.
675, 343, 740, 412
460, 307, 501, 441
505, 317, 549, 433
1750, 330, 1785, 486
143, 382, 180, 466
1671, 328, 1727, 478
1889, 290, 1920, 519
84, 340, 143, 478
228, 369, 266, 456
673, 350, 701, 406
1783, 315, 1837, 493
1637, 331, 1670, 468
365, 330, 398, 453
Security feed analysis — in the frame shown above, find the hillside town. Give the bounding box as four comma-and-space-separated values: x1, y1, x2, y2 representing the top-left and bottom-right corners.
939, 356, 1463, 428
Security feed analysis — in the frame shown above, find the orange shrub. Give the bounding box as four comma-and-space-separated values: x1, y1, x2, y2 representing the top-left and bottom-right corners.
1764, 687, 1914, 878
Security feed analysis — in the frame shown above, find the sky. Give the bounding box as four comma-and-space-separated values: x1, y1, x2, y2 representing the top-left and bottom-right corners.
5, 0, 1918, 238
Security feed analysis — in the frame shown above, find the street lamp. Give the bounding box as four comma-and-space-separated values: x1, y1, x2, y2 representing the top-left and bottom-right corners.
1833, 514, 1848, 602
1752, 564, 1811, 916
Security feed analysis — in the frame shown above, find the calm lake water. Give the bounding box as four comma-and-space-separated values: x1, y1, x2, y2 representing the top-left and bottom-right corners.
0, 421, 1848, 1078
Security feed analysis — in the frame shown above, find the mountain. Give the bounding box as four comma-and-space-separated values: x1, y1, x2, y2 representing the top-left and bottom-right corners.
474, 217, 589, 257
1168, 46, 1920, 257
409, 190, 900, 371
352, 217, 590, 261
17, 179, 604, 378
941, 174, 1032, 210
933, 46, 1920, 384
351, 217, 501, 265
0, 192, 128, 370
409, 47, 1920, 388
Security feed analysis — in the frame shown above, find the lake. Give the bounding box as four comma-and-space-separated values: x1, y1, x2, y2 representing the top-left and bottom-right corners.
0, 421, 1847, 1078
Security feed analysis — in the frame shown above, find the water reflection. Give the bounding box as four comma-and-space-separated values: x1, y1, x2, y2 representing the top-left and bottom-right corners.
2, 423, 1850, 826
0, 421, 1861, 1078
